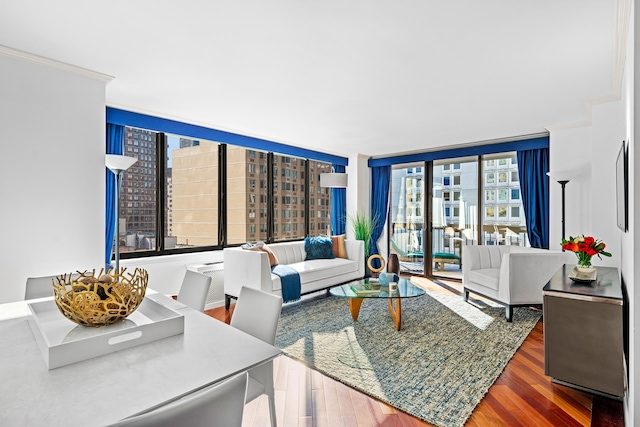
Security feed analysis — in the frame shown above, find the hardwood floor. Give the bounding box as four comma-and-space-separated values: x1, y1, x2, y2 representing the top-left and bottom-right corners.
205, 277, 624, 426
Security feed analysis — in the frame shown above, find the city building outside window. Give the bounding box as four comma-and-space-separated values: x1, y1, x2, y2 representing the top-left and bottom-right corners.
114, 127, 337, 260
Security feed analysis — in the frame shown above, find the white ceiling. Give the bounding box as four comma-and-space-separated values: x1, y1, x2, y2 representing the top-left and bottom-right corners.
0, 0, 618, 158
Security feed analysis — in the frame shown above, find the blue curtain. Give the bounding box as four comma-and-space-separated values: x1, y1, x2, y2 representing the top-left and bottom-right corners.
105, 124, 125, 269
370, 166, 391, 267
330, 164, 347, 235
517, 148, 549, 249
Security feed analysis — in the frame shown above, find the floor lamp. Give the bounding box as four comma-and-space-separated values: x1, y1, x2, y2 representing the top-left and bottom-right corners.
546, 171, 573, 243
106, 154, 138, 274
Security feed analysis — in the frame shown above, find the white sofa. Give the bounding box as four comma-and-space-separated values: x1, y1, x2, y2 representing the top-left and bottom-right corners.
223, 239, 364, 309
462, 245, 574, 321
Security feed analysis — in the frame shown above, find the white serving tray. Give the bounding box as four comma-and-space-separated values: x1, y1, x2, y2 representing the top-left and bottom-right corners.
28, 297, 185, 369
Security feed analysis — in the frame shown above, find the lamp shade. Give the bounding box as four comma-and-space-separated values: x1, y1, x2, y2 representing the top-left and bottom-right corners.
320, 172, 348, 188
546, 171, 574, 183
106, 154, 137, 174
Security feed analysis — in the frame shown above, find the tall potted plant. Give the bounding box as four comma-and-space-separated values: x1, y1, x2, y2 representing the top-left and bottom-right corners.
350, 211, 378, 276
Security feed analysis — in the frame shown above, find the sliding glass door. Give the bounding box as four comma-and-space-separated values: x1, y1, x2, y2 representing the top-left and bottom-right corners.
388, 152, 529, 280
481, 153, 529, 246
431, 157, 478, 280
390, 164, 425, 275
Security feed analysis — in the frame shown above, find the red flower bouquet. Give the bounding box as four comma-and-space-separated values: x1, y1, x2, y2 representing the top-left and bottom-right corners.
561, 235, 611, 268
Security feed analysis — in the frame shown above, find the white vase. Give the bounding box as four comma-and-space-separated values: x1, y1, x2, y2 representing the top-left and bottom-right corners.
576, 265, 595, 274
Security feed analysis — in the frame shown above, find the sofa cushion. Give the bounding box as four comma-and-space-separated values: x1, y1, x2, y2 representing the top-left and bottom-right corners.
331, 234, 348, 259
305, 236, 335, 260
269, 241, 306, 265
270, 258, 357, 291
468, 268, 500, 291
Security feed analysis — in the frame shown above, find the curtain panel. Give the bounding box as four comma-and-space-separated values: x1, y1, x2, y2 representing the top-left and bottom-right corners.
370, 165, 391, 268
105, 124, 125, 269
517, 148, 550, 249
330, 164, 347, 235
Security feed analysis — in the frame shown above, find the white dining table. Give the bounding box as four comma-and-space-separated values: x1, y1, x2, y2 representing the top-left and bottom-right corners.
0, 290, 281, 426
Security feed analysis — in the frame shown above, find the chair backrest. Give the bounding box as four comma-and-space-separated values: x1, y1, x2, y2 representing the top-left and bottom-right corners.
25, 275, 58, 300
230, 286, 283, 345
177, 270, 212, 312
106, 372, 248, 427
463, 245, 512, 271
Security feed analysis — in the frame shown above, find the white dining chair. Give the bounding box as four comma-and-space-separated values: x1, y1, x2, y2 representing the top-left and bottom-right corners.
230, 286, 283, 427
107, 372, 248, 427
177, 270, 212, 312
24, 275, 58, 300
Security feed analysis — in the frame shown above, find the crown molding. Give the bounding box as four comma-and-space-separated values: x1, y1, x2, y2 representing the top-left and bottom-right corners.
546, 0, 631, 133
0, 44, 113, 83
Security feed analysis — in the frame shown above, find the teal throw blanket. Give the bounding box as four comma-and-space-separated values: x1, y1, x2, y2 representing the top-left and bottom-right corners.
271, 265, 301, 303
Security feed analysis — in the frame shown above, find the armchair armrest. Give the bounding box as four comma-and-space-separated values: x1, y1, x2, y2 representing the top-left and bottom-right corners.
499, 250, 574, 304
223, 248, 273, 298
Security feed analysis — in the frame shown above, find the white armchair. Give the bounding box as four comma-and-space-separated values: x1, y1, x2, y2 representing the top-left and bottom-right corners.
462, 245, 573, 321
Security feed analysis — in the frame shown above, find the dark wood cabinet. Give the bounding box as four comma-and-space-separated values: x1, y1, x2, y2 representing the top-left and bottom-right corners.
543, 265, 625, 399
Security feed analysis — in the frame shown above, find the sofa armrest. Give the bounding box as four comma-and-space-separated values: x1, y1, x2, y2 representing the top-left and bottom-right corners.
223, 248, 273, 298
499, 250, 574, 304
462, 245, 482, 282
344, 240, 365, 277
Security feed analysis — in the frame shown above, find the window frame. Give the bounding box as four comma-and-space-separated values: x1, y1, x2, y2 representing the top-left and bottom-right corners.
116, 128, 336, 261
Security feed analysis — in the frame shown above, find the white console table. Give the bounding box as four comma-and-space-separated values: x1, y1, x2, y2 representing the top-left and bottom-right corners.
0, 291, 280, 426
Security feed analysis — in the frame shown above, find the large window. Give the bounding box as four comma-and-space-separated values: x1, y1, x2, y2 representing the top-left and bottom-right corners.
226, 146, 268, 245
481, 152, 528, 246
116, 126, 336, 260
170, 135, 220, 249
273, 155, 306, 241
306, 160, 332, 238
120, 127, 158, 253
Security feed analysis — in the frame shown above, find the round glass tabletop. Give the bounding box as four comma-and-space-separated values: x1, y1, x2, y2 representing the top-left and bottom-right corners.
329, 277, 426, 299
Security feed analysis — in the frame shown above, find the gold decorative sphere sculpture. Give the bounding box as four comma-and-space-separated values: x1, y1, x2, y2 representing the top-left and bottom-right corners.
52, 268, 148, 327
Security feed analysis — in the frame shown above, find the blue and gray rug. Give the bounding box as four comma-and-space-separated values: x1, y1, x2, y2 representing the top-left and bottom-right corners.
275, 287, 540, 427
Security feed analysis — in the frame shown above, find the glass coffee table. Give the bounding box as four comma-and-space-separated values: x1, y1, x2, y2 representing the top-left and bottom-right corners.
329, 278, 425, 330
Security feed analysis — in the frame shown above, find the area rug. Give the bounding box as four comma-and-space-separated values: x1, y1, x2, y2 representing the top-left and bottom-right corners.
275, 287, 541, 427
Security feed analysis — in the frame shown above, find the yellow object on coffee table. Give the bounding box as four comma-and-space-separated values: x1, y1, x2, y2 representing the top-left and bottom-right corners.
367, 254, 385, 273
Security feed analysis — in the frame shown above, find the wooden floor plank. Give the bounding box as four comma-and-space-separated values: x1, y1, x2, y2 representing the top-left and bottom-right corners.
282, 356, 301, 427
473, 393, 524, 427
322, 375, 344, 427
299, 364, 313, 418
311, 389, 328, 427
497, 385, 569, 427
348, 387, 375, 427
532, 384, 591, 426
207, 276, 624, 427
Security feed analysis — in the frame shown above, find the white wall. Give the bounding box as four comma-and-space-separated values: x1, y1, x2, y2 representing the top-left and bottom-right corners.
549, 11, 636, 423
549, 102, 622, 269
345, 154, 371, 241
120, 250, 223, 297
626, 4, 638, 424
548, 126, 593, 246
0, 52, 108, 303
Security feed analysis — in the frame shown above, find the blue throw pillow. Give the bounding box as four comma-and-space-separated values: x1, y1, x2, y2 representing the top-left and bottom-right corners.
305, 236, 336, 260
